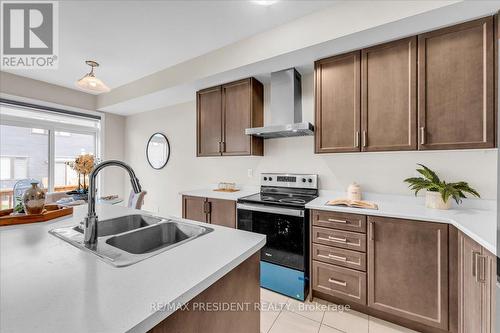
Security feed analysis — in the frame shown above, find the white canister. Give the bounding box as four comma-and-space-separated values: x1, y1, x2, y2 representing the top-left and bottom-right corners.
347, 183, 362, 201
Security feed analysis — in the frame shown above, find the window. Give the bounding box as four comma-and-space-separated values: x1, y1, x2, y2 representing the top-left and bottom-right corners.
55, 132, 95, 190
0, 125, 48, 188
0, 156, 29, 180
0, 157, 11, 180
0, 101, 101, 208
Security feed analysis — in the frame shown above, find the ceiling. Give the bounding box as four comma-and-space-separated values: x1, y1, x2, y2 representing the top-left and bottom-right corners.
3, 0, 336, 92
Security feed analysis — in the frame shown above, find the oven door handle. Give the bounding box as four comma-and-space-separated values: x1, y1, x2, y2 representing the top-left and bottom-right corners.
237, 203, 304, 217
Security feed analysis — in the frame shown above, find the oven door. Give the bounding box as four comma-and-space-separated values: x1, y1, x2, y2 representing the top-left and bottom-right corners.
237, 203, 306, 271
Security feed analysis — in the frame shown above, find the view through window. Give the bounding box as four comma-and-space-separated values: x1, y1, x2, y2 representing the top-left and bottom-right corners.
0, 102, 100, 209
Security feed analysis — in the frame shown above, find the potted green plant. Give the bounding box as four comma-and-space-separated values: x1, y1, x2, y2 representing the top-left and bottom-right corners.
404, 164, 480, 210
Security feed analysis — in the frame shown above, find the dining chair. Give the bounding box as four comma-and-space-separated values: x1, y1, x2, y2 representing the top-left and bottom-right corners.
127, 190, 147, 209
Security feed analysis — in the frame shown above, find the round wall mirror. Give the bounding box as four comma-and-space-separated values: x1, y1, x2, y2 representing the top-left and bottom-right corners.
146, 133, 170, 169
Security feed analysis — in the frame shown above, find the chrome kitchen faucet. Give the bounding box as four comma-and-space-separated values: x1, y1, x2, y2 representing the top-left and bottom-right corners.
84, 160, 142, 248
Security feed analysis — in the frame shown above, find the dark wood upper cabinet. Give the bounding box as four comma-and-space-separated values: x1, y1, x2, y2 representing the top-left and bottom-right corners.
207, 198, 236, 228
361, 37, 417, 151
222, 78, 263, 156
315, 15, 497, 154
315, 51, 361, 153
197, 86, 223, 157
418, 16, 495, 150
182, 195, 207, 223
367, 216, 448, 331
196, 78, 263, 157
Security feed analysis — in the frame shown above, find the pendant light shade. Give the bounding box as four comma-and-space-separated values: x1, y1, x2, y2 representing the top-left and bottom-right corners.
76, 60, 110, 93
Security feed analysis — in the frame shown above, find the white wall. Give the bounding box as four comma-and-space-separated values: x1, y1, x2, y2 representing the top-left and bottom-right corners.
101, 113, 126, 197
0, 71, 96, 110
124, 73, 497, 216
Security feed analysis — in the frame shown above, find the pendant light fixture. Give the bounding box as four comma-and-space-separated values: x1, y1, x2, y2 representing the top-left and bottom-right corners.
76, 60, 110, 93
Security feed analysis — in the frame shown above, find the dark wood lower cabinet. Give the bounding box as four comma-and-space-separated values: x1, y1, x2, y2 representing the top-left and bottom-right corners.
368, 216, 449, 331
450, 228, 496, 333
207, 198, 236, 228
182, 195, 207, 223
312, 260, 367, 305
149, 253, 260, 333
181, 195, 236, 228
310, 210, 495, 333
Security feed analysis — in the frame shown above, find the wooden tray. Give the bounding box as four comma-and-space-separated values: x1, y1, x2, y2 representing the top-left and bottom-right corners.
0, 204, 73, 226
213, 188, 240, 193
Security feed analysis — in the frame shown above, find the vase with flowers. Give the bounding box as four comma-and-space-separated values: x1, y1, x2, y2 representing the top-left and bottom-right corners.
65, 154, 98, 201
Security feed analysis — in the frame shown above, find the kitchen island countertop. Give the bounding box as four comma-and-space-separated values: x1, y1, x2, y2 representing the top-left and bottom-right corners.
0, 204, 265, 333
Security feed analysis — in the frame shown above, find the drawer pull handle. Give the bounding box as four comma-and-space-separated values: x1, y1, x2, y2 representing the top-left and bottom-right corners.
329, 254, 347, 261
328, 278, 347, 287
327, 218, 347, 224
328, 236, 347, 243
317, 254, 361, 266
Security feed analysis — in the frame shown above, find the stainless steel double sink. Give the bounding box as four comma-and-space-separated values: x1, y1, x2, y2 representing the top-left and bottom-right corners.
50, 214, 213, 267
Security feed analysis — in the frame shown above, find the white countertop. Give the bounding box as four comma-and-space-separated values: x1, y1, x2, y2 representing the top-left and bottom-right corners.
0, 204, 266, 333
179, 185, 259, 201
179, 187, 497, 254
306, 191, 497, 255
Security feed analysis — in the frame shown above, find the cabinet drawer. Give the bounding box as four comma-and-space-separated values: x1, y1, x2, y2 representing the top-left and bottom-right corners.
312, 210, 366, 233
312, 260, 367, 305
312, 226, 366, 252
312, 243, 366, 271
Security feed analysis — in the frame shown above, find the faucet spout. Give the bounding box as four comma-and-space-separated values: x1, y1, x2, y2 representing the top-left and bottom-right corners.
84, 160, 142, 247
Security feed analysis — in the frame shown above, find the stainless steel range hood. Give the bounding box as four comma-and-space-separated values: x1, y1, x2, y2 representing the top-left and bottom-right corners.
245, 68, 314, 139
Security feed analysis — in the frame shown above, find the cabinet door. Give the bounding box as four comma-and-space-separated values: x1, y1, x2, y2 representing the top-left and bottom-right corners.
361, 37, 417, 151
367, 216, 448, 330
457, 231, 496, 333
197, 86, 222, 156
458, 232, 484, 332
315, 51, 361, 153
182, 195, 207, 223
208, 198, 236, 228
222, 79, 253, 156
482, 249, 496, 333
418, 17, 495, 150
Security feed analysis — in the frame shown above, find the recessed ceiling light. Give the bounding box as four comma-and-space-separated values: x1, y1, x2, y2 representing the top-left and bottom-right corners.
76, 60, 110, 94
252, 0, 278, 6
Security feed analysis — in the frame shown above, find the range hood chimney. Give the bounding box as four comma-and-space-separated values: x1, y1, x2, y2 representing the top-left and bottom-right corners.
245, 68, 314, 138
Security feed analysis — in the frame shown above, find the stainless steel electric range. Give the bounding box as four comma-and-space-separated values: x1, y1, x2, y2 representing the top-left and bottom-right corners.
237, 173, 318, 301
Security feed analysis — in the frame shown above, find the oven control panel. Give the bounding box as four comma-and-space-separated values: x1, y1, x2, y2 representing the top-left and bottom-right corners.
261, 173, 318, 189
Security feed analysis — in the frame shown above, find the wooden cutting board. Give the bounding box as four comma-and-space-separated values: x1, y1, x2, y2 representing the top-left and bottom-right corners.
0, 204, 73, 226
213, 188, 240, 193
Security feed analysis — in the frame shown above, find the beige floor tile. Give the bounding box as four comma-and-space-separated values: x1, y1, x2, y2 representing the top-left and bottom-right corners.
319, 324, 344, 333
260, 306, 281, 333
260, 288, 290, 306
368, 316, 420, 333
269, 310, 321, 333
287, 297, 325, 323
322, 306, 368, 333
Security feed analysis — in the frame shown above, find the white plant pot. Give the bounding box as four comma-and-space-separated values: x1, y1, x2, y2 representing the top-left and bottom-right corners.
425, 191, 451, 210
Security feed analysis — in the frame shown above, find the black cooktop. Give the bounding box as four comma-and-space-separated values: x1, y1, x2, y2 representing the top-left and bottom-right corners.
238, 192, 318, 208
